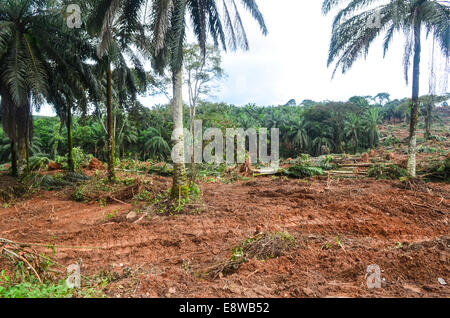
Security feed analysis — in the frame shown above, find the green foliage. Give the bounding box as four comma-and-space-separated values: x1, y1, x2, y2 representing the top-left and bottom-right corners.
29, 154, 51, 171
152, 182, 202, 215
417, 145, 440, 154
286, 165, 324, 178
382, 135, 401, 147
148, 163, 173, 176
368, 164, 409, 180
0, 270, 102, 298
56, 147, 92, 171
319, 155, 334, 170
421, 158, 450, 181
195, 163, 228, 178
0, 282, 71, 298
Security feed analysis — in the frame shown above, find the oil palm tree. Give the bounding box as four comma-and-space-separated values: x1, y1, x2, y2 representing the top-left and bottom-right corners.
344, 113, 361, 153
0, 0, 51, 176
44, 47, 102, 171
323, 0, 449, 176
87, 0, 149, 181
116, 115, 138, 158
140, 127, 170, 161
310, 123, 333, 156
364, 107, 381, 149
150, 0, 267, 198
285, 117, 309, 153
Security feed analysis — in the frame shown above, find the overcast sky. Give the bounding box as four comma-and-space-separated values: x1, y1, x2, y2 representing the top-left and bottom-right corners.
37, 0, 448, 116
213, 0, 449, 106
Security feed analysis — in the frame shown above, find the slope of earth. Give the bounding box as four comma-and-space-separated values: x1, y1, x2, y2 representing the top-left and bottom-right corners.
0, 175, 448, 298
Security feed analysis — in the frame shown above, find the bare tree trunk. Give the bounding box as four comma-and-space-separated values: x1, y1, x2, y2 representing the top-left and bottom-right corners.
16, 102, 31, 177
170, 68, 188, 199
407, 17, 422, 177
107, 61, 115, 182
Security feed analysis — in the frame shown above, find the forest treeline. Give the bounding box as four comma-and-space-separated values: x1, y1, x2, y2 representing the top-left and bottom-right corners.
1, 94, 447, 167
0, 0, 448, 197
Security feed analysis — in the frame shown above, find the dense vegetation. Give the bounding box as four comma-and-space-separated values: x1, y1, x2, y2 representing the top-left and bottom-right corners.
0, 0, 448, 189
1, 94, 448, 168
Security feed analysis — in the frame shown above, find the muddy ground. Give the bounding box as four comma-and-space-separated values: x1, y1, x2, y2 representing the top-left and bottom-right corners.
0, 174, 448, 298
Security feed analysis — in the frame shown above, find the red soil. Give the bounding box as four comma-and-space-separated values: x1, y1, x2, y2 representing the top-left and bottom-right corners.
88, 158, 105, 170
0, 176, 448, 298
48, 162, 63, 171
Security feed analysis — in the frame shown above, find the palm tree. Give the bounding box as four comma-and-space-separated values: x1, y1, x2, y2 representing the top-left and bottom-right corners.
140, 127, 170, 161
0, 0, 100, 175
285, 117, 309, 153
328, 110, 346, 153
116, 115, 138, 158
344, 113, 361, 154
0, 0, 51, 176
374, 92, 391, 106
364, 107, 381, 149
87, 0, 149, 181
45, 46, 101, 172
150, 0, 267, 198
310, 123, 333, 156
323, 0, 449, 177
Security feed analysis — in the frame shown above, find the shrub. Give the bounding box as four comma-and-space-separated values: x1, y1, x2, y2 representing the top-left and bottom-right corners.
148, 163, 173, 176
56, 147, 93, 171
417, 145, 440, 154
367, 164, 408, 180
382, 135, 400, 147
285, 165, 324, 178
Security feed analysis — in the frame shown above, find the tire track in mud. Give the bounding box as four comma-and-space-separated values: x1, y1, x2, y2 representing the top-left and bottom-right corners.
1, 176, 449, 297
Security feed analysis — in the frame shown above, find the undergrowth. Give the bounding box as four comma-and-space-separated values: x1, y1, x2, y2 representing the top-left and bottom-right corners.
151, 182, 202, 215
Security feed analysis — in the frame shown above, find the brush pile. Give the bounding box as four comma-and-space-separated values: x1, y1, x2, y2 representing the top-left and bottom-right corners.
72, 177, 154, 203
0, 238, 54, 283
206, 232, 295, 279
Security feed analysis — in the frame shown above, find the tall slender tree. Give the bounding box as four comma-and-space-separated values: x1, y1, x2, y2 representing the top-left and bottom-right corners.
322, 0, 449, 177
87, 0, 149, 181
150, 0, 268, 198
0, 0, 96, 177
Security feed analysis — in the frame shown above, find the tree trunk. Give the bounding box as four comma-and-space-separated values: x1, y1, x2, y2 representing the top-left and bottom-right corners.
17, 137, 28, 177
170, 68, 188, 199
67, 104, 74, 172
107, 61, 115, 182
10, 141, 17, 178
53, 121, 63, 159
16, 103, 31, 177
407, 17, 422, 177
